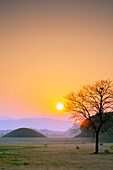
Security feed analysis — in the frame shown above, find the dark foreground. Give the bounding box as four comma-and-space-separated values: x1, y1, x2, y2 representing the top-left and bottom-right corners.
0, 137, 113, 169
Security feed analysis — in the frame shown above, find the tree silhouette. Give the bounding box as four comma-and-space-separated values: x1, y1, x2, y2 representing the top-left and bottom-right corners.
65, 79, 113, 153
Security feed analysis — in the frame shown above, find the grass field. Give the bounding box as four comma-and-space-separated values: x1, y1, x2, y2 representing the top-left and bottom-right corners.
0, 137, 113, 170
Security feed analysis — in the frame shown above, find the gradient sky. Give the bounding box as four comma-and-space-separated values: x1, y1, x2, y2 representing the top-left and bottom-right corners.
0, 0, 113, 118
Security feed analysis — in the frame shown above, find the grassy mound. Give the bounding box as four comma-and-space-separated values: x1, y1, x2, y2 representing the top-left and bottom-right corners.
2, 128, 47, 138
99, 127, 113, 142
77, 128, 113, 142
77, 113, 113, 142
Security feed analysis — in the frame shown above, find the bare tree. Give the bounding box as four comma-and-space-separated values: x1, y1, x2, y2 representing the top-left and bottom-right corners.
65, 79, 113, 153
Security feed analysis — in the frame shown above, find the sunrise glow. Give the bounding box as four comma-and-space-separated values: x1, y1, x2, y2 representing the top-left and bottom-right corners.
0, 1, 113, 118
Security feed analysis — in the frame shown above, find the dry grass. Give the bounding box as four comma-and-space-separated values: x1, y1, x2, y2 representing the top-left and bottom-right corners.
0, 137, 113, 169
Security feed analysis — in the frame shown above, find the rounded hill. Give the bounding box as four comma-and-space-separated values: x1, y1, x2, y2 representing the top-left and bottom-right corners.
2, 128, 47, 138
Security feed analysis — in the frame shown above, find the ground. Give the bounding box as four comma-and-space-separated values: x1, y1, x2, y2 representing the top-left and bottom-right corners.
0, 137, 113, 169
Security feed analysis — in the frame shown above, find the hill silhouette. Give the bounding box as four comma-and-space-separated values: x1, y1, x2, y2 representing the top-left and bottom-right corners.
2, 128, 47, 138
77, 113, 113, 142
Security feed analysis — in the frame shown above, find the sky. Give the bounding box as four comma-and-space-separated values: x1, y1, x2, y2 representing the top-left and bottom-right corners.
0, 0, 113, 118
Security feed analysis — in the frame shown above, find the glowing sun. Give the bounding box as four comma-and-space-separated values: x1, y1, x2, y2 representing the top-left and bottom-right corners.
56, 103, 64, 110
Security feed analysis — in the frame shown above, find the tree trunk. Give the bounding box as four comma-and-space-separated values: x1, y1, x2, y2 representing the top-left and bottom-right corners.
95, 132, 99, 153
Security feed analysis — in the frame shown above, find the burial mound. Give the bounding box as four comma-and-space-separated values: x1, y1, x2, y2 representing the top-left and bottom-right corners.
2, 128, 47, 138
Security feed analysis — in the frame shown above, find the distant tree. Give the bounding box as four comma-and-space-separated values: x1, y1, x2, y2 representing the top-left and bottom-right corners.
65, 79, 113, 153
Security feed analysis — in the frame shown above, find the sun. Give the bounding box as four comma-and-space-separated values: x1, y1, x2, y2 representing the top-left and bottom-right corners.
56, 103, 64, 110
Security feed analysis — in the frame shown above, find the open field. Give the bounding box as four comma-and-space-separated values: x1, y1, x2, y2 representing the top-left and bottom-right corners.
0, 137, 113, 170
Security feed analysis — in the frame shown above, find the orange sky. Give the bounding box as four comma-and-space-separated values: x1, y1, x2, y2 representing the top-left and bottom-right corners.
0, 0, 113, 118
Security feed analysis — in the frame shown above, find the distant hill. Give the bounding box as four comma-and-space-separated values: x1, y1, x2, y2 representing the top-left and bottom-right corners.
2, 128, 47, 138
99, 127, 113, 142
77, 113, 113, 142
0, 116, 13, 120
0, 125, 80, 138
0, 117, 73, 131
38, 126, 80, 138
